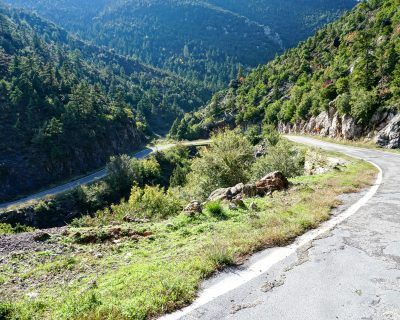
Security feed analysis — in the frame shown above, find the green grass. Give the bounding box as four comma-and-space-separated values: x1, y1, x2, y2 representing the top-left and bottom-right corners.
0, 156, 377, 320
205, 201, 226, 218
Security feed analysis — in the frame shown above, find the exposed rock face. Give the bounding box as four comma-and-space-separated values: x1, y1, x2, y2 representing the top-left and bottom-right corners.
278, 107, 397, 148
375, 114, 400, 149
0, 123, 145, 202
208, 171, 289, 202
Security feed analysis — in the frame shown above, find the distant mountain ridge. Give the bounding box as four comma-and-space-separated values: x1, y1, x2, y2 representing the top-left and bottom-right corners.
2, 0, 357, 89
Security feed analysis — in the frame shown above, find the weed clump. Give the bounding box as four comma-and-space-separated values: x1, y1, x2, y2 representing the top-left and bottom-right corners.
205, 201, 226, 218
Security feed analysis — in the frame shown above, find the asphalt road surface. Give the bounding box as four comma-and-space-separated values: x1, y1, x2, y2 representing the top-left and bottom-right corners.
0, 140, 209, 210
162, 136, 400, 320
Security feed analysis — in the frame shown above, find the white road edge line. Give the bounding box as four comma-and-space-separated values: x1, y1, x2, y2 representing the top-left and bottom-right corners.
160, 159, 383, 320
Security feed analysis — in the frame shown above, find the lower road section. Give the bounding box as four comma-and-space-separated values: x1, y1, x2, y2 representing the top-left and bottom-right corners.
0, 140, 210, 210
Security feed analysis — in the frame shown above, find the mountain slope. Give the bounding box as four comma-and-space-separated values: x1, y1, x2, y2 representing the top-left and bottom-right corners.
170, 0, 400, 144
0, 5, 209, 201
3, 0, 357, 89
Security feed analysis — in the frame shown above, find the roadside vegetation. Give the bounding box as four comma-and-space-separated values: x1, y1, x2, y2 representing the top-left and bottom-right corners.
0, 130, 377, 320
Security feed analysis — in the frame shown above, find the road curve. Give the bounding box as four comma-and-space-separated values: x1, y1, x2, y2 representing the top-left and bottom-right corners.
162, 136, 400, 320
0, 140, 210, 210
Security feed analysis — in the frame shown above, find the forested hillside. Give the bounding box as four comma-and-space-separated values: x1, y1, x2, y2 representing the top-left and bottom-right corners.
0, 5, 209, 201
170, 0, 400, 141
3, 0, 357, 90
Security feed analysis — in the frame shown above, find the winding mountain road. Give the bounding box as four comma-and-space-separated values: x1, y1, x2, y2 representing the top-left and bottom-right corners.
163, 136, 400, 320
0, 140, 210, 210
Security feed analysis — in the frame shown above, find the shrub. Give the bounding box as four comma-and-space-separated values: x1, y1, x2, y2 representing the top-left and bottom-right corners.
106, 155, 137, 197
335, 93, 351, 115
185, 130, 255, 200
350, 89, 378, 124
128, 185, 183, 220
0, 223, 14, 235
263, 100, 281, 125
246, 125, 262, 145
205, 201, 226, 218
154, 145, 192, 187
251, 140, 305, 180
0, 223, 34, 235
0, 302, 13, 320
169, 165, 189, 187
79, 181, 110, 212
262, 125, 281, 147
106, 155, 161, 199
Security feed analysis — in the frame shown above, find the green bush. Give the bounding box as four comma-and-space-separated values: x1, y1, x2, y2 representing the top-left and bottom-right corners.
0, 223, 34, 235
350, 89, 378, 124
128, 185, 183, 220
0, 302, 13, 320
263, 125, 282, 147
106, 155, 161, 199
245, 125, 262, 145
185, 130, 255, 201
336, 93, 351, 115
0, 223, 14, 235
251, 140, 305, 180
205, 201, 226, 218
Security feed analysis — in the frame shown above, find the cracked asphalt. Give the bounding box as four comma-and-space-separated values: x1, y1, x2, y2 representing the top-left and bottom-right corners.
177, 136, 400, 320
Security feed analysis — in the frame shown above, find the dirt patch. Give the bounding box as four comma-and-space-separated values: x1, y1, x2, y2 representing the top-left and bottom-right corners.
0, 227, 67, 256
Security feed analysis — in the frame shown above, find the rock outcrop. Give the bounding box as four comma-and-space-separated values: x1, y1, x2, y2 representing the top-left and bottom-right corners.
375, 114, 400, 149
208, 171, 289, 202
278, 106, 397, 148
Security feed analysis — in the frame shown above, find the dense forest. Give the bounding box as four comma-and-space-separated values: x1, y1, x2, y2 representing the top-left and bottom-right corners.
170, 0, 400, 140
0, 4, 209, 201
3, 0, 357, 90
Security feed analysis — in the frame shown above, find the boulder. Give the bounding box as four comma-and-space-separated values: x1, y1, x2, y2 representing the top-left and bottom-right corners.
208, 172, 289, 202
341, 114, 363, 140
208, 188, 232, 201
255, 171, 289, 194
183, 200, 203, 216
33, 232, 51, 242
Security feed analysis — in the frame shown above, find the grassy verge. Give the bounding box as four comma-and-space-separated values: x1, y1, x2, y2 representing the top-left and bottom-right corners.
0, 154, 377, 320
290, 134, 400, 155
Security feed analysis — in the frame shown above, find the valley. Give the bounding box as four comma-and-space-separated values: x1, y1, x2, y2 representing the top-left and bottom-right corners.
0, 0, 399, 319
